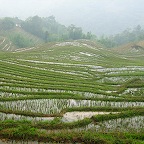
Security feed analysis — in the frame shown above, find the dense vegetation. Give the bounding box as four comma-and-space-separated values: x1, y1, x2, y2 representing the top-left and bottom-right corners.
1, 16, 144, 50
98, 25, 144, 48
0, 16, 93, 49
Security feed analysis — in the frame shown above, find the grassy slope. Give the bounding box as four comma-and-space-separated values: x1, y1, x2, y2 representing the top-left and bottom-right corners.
0, 40, 144, 143
11, 40, 142, 65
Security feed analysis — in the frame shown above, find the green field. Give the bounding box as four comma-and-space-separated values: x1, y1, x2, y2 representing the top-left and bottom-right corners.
0, 40, 144, 143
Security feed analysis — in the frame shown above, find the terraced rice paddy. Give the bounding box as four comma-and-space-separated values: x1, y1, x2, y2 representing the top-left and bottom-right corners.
86, 116, 144, 132
0, 41, 144, 143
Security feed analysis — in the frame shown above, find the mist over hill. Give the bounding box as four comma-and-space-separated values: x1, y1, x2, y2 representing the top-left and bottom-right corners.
0, 16, 95, 50
1, 0, 144, 50
1, 15, 144, 51
0, 0, 144, 36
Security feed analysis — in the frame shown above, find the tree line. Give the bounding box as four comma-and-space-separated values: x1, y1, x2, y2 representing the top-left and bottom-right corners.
0, 16, 144, 48
98, 25, 144, 48
0, 16, 93, 44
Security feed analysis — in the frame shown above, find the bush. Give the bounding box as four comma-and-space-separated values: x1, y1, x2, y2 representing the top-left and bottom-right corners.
10, 34, 34, 48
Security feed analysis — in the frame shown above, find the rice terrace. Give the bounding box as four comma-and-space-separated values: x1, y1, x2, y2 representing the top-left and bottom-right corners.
0, 38, 144, 143
1, 0, 144, 142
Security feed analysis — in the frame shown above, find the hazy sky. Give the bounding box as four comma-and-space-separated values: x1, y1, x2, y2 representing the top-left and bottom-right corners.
0, 0, 144, 35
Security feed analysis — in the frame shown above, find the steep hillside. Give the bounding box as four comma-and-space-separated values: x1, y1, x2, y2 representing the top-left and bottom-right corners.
0, 27, 43, 51
0, 36, 14, 51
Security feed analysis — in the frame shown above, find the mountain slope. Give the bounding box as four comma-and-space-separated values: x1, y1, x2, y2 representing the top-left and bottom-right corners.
0, 27, 43, 51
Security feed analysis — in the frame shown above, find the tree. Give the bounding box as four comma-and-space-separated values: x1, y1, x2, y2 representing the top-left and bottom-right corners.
11, 34, 34, 48
22, 16, 44, 38
86, 32, 92, 39
68, 24, 83, 40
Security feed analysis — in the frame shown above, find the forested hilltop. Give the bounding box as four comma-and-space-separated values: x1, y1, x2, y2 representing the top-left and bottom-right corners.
0, 16, 93, 49
1, 16, 144, 50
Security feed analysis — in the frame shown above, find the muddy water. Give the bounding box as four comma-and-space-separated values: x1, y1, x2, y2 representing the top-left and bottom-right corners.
62, 111, 118, 122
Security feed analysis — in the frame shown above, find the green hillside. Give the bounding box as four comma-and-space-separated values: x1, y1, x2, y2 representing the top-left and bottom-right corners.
0, 27, 43, 51
0, 40, 144, 143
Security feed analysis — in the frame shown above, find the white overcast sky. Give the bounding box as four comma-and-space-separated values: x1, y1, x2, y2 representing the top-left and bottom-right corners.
0, 0, 144, 35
